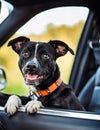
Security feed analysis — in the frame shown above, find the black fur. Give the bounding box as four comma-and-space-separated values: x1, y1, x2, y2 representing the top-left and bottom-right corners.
6, 36, 84, 111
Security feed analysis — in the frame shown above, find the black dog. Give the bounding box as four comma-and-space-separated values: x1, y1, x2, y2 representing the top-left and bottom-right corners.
5, 36, 84, 115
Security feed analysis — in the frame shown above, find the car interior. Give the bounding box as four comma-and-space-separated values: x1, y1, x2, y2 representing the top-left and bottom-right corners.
0, 0, 100, 130
78, 39, 100, 112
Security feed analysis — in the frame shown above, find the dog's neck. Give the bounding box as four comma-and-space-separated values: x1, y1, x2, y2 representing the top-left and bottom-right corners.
29, 77, 62, 98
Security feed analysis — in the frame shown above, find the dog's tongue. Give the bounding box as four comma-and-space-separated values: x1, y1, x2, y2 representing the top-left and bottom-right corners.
25, 74, 43, 81
26, 74, 38, 80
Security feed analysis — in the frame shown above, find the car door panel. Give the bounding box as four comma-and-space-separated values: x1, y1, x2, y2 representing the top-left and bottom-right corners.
0, 107, 100, 130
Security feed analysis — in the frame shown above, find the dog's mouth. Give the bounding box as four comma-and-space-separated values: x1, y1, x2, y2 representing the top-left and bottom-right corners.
24, 73, 44, 85
25, 74, 43, 81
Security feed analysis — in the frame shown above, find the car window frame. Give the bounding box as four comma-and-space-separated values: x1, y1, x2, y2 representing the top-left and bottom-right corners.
1, 1, 100, 130
0, 106, 100, 130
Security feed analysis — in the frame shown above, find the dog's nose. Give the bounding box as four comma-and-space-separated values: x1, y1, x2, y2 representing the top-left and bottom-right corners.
27, 62, 38, 71
25, 58, 39, 73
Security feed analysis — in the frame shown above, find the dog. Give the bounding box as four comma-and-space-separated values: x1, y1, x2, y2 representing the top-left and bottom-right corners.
5, 36, 84, 115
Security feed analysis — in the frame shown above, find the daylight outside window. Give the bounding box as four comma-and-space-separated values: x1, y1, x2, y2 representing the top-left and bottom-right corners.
0, 6, 89, 95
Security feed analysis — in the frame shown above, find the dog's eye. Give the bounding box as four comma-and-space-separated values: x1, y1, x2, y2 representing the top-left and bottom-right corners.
22, 52, 29, 58
42, 54, 49, 59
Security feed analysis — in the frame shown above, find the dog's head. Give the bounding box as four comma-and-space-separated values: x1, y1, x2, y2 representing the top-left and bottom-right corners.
8, 36, 74, 89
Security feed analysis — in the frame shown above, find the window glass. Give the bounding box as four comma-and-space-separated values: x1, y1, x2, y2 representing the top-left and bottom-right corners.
0, 7, 89, 95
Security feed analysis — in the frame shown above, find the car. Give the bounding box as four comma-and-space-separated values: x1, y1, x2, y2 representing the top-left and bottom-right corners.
0, 0, 100, 130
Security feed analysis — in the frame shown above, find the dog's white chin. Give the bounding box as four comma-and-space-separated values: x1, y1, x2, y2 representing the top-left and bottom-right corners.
25, 79, 40, 87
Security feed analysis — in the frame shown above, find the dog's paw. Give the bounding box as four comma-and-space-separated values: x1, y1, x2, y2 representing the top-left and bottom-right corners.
25, 100, 43, 113
4, 95, 22, 116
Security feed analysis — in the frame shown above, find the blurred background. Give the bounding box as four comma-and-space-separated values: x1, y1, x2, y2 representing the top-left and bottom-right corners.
0, 6, 88, 95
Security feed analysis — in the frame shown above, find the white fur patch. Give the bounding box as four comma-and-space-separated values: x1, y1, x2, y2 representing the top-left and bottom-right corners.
25, 100, 43, 113
5, 95, 22, 115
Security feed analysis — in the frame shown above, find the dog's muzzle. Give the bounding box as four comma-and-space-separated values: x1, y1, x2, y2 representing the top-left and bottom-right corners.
24, 58, 39, 73
22, 60, 44, 85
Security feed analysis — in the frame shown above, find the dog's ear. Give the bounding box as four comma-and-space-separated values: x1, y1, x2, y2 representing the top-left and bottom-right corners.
48, 40, 74, 58
8, 36, 30, 54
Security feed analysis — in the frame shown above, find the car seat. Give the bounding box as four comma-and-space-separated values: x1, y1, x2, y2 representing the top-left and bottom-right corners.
78, 68, 100, 112
78, 39, 100, 112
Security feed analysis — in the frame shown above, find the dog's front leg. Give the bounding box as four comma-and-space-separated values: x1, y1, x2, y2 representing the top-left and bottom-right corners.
25, 100, 43, 113
5, 95, 22, 115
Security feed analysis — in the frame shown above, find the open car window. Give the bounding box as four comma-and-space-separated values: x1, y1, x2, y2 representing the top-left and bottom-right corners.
0, 1, 100, 129
0, 6, 89, 96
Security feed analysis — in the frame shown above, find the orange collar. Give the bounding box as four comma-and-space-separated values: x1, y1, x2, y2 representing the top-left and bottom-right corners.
33, 77, 62, 97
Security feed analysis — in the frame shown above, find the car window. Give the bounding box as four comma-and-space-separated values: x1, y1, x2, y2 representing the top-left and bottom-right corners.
0, 6, 89, 95
0, 0, 13, 23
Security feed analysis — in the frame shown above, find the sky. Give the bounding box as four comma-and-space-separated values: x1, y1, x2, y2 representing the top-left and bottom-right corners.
0, 1, 89, 35
16, 7, 89, 35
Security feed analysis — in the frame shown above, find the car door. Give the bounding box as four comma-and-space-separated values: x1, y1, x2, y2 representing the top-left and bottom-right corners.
0, 0, 100, 130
